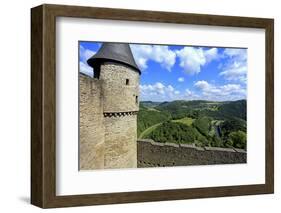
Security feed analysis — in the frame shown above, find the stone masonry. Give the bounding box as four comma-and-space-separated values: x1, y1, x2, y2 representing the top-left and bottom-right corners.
79, 75, 105, 170
79, 61, 140, 170
137, 139, 247, 167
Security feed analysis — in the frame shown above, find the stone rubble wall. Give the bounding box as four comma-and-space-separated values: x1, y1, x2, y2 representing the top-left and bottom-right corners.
137, 139, 247, 168
79, 74, 105, 170
100, 62, 140, 113
79, 61, 140, 170
104, 114, 138, 168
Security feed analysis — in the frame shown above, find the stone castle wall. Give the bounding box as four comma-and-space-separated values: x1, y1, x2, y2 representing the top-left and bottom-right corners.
79, 61, 139, 170
137, 139, 247, 167
79, 74, 105, 170
100, 62, 140, 113
104, 114, 138, 168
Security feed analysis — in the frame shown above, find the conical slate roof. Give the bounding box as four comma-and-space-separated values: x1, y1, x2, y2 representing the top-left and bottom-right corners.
87, 43, 141, 73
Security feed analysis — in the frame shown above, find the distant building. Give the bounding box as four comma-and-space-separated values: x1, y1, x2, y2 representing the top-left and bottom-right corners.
79, 43, 141, 170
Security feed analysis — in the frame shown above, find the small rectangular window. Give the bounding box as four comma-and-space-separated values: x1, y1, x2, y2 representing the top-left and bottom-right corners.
126, 79, 129, 85
136, 96, 138, 104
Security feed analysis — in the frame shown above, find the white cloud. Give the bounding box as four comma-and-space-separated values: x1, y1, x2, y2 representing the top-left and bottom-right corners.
140, 82, 201, 101
224, 49, 247, 60
185, 89, 193, 96
178, 77, 184, 82
79, 61, 93, 77
176, 47, 219, 75
167, 85, 174, 92
130, 44, 176, 71
80, 45, 96, 62
194, 80, 212, 90
140, 82, 181, 101
140, 80, 246, 102
194, 80, 246, 101
79, 45, 96, 77
204, 48, 219, 62
184, 89, 200, 100
219, 48, 247, 83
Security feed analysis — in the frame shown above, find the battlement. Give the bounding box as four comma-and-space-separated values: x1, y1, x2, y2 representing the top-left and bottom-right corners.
137, 139, 247, 168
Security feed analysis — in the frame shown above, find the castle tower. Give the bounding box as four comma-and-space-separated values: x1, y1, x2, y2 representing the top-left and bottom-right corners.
86, 43, 141, 169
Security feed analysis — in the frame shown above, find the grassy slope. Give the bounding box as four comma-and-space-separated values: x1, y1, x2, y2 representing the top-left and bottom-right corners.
139, 117, 194, 139
138, 122, 163, 139
172, 117, 194, 126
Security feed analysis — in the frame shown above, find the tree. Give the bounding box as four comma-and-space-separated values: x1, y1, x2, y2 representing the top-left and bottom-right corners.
210, 135, 223, 147
192, 116, 212, 136
229, 131, 246, 149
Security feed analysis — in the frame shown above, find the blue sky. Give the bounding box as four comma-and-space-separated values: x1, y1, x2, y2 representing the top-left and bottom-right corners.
79, 41, 247, 102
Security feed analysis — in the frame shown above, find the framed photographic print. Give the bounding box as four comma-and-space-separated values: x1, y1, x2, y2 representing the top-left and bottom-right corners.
31, 4, 274, 208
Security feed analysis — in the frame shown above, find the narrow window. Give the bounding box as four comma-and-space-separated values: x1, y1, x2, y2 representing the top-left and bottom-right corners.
93, 65, 101, 79
136, 96, 138, 104
126, 79, 129, 85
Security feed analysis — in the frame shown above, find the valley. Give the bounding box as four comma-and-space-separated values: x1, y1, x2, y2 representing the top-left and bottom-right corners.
137, 100, 247, 150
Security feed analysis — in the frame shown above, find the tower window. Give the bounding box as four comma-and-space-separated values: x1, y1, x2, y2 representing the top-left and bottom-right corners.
93, 65, 101, 79
136, 96, 138, 104
126, 79, 129, 85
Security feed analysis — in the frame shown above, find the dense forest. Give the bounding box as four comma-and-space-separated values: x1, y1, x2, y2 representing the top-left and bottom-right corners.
137, 100, 247, 150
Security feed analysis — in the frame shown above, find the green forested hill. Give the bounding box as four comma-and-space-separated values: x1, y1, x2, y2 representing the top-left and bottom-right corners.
156, 100, 221, 119
140, 101, 162, 108
155, 99, 246, 120
149, 121, 202, 145
197, 100, 247, 120
137, 100, 247, 149
137, 104, 171, 136
217, 100, 247, 120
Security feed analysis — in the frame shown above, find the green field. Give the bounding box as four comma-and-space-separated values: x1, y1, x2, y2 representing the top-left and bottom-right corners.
172, 117, 194, 126
147, 107, 160, 112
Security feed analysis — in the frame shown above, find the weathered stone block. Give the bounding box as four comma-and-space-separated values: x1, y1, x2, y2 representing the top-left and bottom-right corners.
79, 61, 139, 170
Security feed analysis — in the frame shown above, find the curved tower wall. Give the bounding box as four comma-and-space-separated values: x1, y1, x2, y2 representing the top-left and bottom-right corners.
100, 62, 140, 113
100, 62, 139, 168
